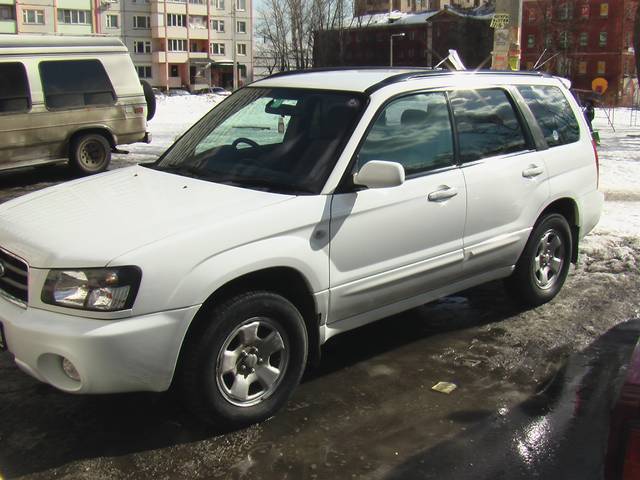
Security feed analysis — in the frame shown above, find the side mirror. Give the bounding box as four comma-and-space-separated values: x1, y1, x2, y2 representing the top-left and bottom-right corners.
353, 161, 405, 189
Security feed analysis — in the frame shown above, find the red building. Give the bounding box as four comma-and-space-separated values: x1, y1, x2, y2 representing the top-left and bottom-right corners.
314, 8, 494, 69
521, 0, 638, 105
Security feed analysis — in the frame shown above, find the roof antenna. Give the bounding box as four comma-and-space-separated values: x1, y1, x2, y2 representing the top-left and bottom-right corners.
434, 49, 466, 70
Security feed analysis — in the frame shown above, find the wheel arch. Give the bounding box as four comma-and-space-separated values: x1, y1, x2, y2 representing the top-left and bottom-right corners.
175, 266, 321, 385
67, 127, 117, 155
538, 197, 580, 263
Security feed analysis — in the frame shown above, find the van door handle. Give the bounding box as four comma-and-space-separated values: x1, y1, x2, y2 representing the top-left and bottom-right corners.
522, 165, 544, 178
428, 186, 458, 202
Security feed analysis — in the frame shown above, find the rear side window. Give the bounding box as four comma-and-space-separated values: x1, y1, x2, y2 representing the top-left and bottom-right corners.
517, 85, 580, 147
358, 92, 454, 175
449, 89, 527, 162
39, 60, 116, 110
0, 62, 31, 113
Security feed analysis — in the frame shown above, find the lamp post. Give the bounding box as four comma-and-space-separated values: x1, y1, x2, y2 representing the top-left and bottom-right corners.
390, 33, 405, 67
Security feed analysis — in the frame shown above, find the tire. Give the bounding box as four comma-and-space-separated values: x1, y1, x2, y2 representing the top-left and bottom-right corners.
506, 213, 573, 308
141, 80, 156, 121
69, 133, 111, 175
179, 291, 308, 429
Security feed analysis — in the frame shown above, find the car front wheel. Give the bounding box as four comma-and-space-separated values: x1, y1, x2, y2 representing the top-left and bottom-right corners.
506, 213, 573, 308
179, 291, 308, 429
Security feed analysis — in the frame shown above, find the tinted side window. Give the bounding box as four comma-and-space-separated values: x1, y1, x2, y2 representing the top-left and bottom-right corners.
449, 89, 527, 162
0, 62, 30, 113
39, 60, 116, 110
517, 85, 580, 147
358, 92, 454, 175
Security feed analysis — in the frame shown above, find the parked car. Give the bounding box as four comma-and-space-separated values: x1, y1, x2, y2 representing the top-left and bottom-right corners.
195, 87, 231, 97
0, 35, 154, 175
166, 89, 192, 97
0, 68, 603, 429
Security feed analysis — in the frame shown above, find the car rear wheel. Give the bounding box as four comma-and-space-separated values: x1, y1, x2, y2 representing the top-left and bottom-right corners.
69, 133, 111, 175
179, 291, 308, 429
141, 80, 156, 121
506, 213, 573, 307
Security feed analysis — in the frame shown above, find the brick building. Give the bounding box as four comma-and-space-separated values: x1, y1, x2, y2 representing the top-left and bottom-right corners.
0, 0, 254, 91
314, 8, 494, 69
521, 0, 638, 105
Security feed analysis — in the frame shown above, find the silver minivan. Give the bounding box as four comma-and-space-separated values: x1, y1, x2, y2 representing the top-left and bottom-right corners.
0, 35, 154, 175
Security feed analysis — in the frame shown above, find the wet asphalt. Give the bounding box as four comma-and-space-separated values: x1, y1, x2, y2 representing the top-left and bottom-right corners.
1, 165, 639, 480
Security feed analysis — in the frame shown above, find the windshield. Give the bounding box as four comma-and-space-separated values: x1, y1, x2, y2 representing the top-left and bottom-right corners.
149, 87, 366, 194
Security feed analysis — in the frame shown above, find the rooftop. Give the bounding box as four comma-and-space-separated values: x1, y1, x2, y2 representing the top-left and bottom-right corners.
0, 35, 127, 52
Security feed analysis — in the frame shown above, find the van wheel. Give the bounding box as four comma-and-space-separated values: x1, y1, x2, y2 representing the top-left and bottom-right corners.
70, 133, 111, 175
141, 80, 156, 121
506, 213, 573, 308
179, 291, 308, 429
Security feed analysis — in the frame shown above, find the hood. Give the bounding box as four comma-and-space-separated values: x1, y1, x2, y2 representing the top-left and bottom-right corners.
0, 165, 293, 268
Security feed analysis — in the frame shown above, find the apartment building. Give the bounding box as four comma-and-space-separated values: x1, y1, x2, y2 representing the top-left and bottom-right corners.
521, 0, 637, 105
0, 0, 253, 90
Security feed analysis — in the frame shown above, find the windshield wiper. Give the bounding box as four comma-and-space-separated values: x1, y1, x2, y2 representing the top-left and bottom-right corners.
146, 163, 210, 179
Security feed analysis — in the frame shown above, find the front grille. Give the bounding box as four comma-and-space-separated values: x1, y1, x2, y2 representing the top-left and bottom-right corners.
0, 248, 28, 304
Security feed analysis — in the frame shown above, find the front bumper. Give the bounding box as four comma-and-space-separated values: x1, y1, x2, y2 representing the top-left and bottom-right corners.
0, 298, 199, 394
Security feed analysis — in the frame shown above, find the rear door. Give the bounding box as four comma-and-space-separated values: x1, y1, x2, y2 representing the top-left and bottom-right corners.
328, 91, 467, 324
449, 88, 550, 276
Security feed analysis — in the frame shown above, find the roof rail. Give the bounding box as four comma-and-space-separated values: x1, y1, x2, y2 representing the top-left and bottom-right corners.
365, 69, 552, 94
263, 66, 435, 80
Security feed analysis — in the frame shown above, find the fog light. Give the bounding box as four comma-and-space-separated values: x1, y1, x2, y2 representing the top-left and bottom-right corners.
61, 358, 80, 381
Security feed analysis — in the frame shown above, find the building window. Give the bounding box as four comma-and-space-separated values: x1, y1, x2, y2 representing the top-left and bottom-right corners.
545, 34, 552, 48
238, 64, 247, 78
527, 34, 535, 48
133, 16, 150, 29
600, 3, 608, 16
597, 61, 606, 73
237, 43, 247, 55
236, 20, 246, 33
545, 5, 552, 19
0, 5, 15, 20
210, 42, 225, 55
189, 0, 205, 3
599, 31, 607, 47
22, 9, 44, 24
136, 65, 152, 78
579, 32, 588, 46
580, 4, 589, 18
236, 0, 246, 10
57, 9, 91, 25
578, 61, 587, 74
167, 14, 186, 27
211, 19, 224, 31
559, 3, 571, 19
168, 39, 187, 51
214, 0, 225, 8
106, 14, 118, 28
189, 15, 207, 28
170, 65, 179, 77
557, 56, 571, 74
528, 8, 536, 22
133, 40, 152, 53
559, 31, 569, 48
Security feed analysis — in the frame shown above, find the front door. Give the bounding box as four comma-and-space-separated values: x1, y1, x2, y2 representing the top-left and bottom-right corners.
328, 91, 467, 325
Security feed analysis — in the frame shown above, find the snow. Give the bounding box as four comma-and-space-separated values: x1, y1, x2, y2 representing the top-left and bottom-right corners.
118, 95, 640, 240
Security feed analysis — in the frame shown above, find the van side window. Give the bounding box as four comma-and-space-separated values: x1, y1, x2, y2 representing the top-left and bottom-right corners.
39, 60, 116, 110
449, 89, 527, 162
0, 63, 31, 113
357, 92, 454, 176
516, 85, 580, 147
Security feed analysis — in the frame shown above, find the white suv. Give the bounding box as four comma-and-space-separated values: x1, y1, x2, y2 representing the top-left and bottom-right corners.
0, 69, 603, 428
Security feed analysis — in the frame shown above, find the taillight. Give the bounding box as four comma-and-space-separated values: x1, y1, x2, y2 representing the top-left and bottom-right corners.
592, 138, 600, 189
623, 424, 640, 480
134, 106, 144, 115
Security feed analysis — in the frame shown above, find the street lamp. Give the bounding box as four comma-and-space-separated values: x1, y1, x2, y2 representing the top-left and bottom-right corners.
390, 33, 405, 67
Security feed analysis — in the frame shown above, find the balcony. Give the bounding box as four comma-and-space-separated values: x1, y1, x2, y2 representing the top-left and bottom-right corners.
0, 0, 15, 5
189, 51, 208, 59
0, 19, 15, 33
152, 51, 189, 63
188, 27, 208, 39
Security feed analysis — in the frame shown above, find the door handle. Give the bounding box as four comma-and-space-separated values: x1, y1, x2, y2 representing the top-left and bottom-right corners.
522, 165, 544, 178
428, 186, 458, 202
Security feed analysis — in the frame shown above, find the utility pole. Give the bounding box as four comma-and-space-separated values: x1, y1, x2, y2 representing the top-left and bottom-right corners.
390, 32, 405, 66
490, 0, 523, 70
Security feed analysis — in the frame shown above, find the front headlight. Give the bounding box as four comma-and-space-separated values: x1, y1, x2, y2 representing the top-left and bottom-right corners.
41, 267, 142, 312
